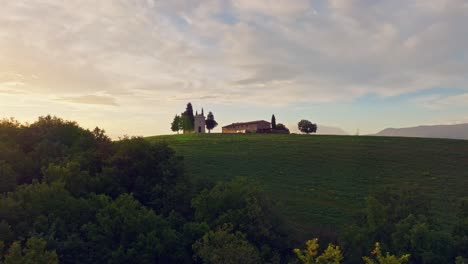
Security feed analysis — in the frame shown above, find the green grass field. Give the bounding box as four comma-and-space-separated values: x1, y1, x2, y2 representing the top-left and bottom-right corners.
147, 134, 468, 237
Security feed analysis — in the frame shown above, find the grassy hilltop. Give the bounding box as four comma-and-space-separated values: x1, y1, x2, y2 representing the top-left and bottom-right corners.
147, 133, 468, 236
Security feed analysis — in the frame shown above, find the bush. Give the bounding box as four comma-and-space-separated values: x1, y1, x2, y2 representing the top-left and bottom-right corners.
341, 187, 455, 263
192, 178, 291, 262
294, 238, 343, 264
193, 225, 261, 264
1, 237, 58, 264
363, 242, 410, 264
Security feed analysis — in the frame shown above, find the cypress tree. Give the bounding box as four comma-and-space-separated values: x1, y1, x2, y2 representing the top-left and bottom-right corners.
182, 103, 195, 132
205, 111, 218, 133
184, 103, 195, 131
271, 115, 276, 129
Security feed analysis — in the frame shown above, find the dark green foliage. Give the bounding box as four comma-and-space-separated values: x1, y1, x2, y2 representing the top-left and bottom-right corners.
100, 137, 191, 214
298, 120, 317, 134
0, 117, 293, 263
171, 115, 181, 134
274, 123, 290, 134
0, 221, 13, 242
181, 113, 192, 132
1, 237, 59, 264
0, 161, 16, 193
0, 117, 193, 263
2, 116, 466, 263
342, 187, 455, 264
453, 198, 468, 259
272, 115, 277, 129
0, 181, 94, 246
182, 103, 195, 132
186, 103, 194, 123
192, 178, 291, 262
275, 123, 285, 130
193, 225, 262, 264
0, 181, 187, 263
81, 194, 183, 263
0, 116, 112, 186
205, 111, 218, 133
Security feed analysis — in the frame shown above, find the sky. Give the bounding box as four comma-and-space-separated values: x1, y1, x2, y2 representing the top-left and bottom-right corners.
1, 0, 468, 138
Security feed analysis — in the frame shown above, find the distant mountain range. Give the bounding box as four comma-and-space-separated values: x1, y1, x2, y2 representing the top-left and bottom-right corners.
317, 125, 349, 135
374, 123, 468, 140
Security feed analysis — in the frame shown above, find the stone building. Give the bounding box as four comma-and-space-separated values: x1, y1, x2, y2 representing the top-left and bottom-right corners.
222, 120, 271, 133
194, 109, 206, 134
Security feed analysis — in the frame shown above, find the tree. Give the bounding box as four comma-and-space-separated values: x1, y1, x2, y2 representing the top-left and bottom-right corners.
100, 138, 189, 214
182, 103, 195, 132
82, 194, 183, 263
276, 123, 286, 130
298, 120, 317, 134
275, 123, 290, 134
341, 187, 452, 264
271, 115, 276, 129
191, 178, 290, 263
0, 161, 16, 193
205, 112, 218, 133
1, 237, 59, 264
178, 115, 185, 132
294, 238, 343, 264
171, 115, 181, 134
180, 114, 190, 132
193, 225, 262, 264
363, 242, 410, 264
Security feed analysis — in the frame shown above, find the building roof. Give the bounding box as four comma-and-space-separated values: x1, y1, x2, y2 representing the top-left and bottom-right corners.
222, 120, 270, 128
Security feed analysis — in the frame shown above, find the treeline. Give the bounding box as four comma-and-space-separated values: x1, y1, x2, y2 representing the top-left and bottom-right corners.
340, 187, 468, 263
290, 186, 467, 264
0, 116, 290, 263
0, 116, 466, 263
292, 186, 468, 264
328, 186, 468, 264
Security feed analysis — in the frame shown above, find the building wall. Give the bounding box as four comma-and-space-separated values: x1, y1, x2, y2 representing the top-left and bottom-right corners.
222, 127, 243, 133
194, 115, 206, 133
256, 122, 271, 130
222, 121, 270, 133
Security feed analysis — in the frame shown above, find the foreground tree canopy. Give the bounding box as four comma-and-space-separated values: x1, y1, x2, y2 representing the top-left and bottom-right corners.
0, 116, 466, 263
0, 116, 290, 263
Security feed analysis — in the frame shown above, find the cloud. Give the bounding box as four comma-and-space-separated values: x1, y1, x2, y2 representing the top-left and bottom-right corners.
0, 89, 24, 95
232, 0, 311, 16
415, 93, 468, 109
170, 95, 219, 101
59, 95, 118, 106
0, 0, 467, 108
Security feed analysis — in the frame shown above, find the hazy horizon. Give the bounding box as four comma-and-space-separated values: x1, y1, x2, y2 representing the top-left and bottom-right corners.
1, 0, 468, 138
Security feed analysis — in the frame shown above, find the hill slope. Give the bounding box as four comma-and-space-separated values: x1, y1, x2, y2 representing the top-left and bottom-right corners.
375, 123, 468, 140
147, 134, 468, 236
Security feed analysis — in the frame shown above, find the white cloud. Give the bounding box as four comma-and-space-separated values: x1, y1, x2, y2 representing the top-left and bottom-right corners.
233, 0, 311, 16
415, 93, 468, 109
1, 0, 468, 105
58, 94, 119, 106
